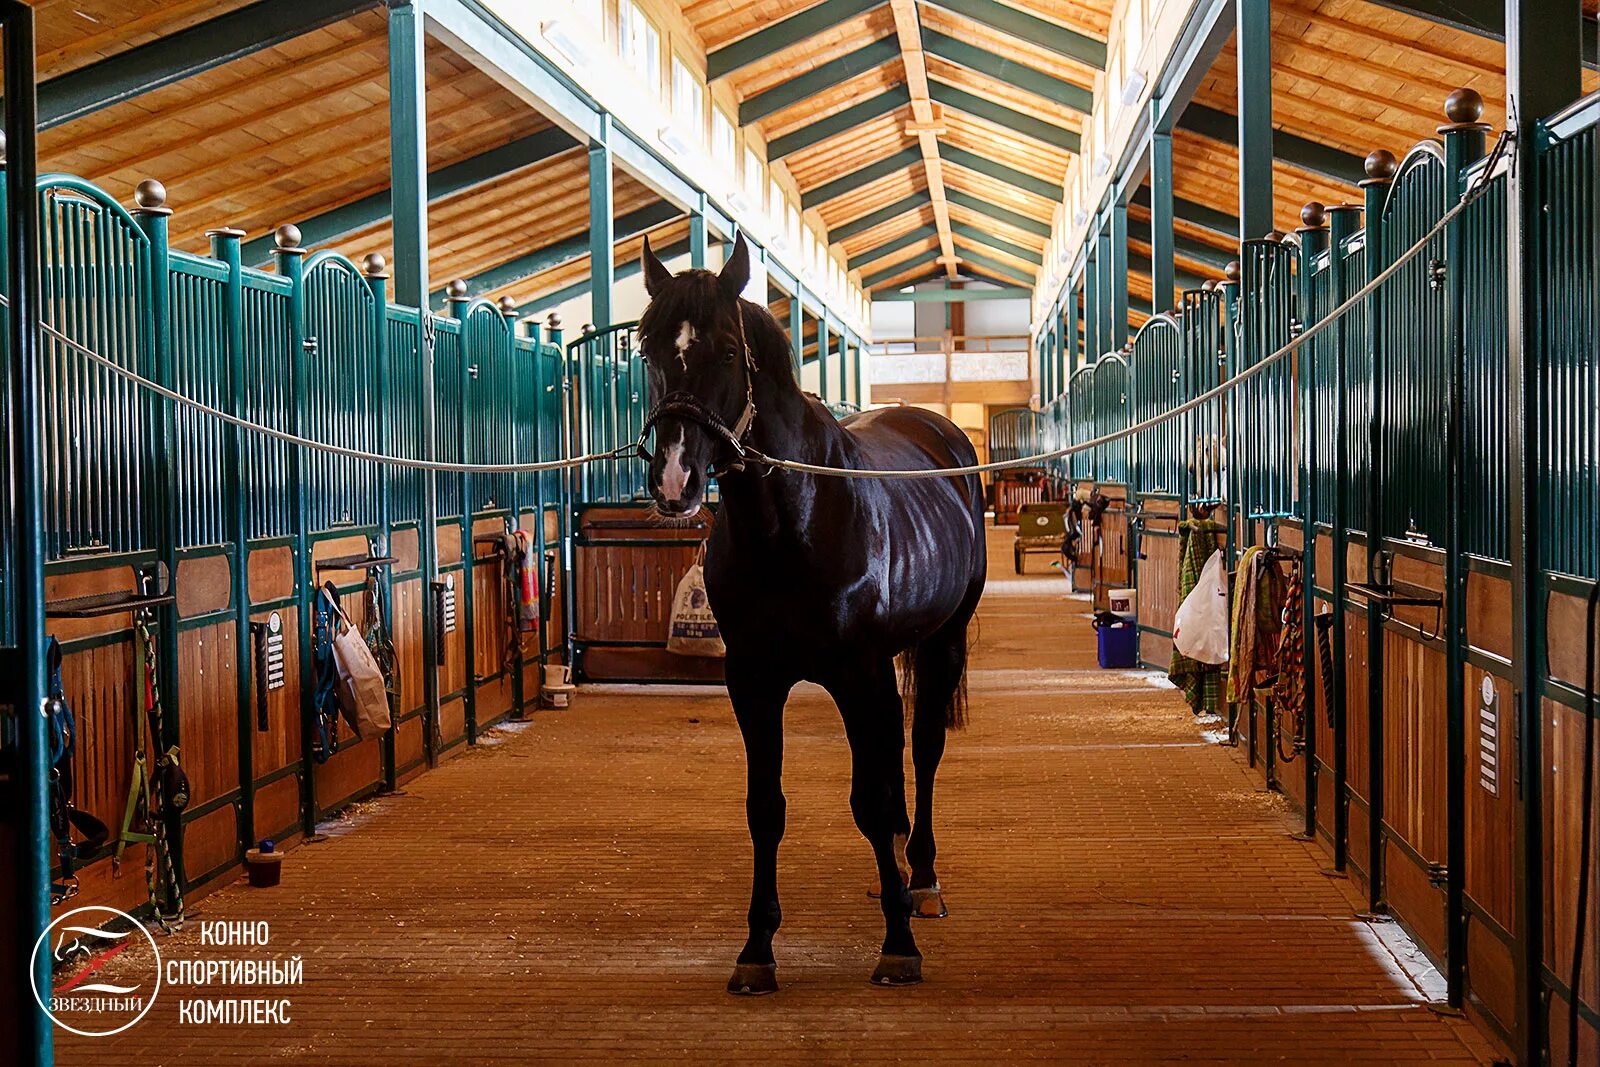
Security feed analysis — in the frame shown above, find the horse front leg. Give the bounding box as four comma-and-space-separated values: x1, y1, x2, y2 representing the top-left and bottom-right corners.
726, 656, 793, 995
831, 660, 921, 985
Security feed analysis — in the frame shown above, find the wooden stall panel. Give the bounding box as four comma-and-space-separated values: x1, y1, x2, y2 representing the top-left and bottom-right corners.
176, 621, 242, 881
1465, 667, 1517, 1038
1543, 697, 1600, 1061
250, 604, 302, 782
1344, 610, 1372, 888
574, 505, 723, 684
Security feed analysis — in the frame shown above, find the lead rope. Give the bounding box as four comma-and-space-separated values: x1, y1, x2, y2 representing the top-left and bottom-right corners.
132, 613, 186, 932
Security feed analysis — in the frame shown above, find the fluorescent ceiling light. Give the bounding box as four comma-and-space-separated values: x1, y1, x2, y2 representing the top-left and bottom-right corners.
658, 125, 692, 157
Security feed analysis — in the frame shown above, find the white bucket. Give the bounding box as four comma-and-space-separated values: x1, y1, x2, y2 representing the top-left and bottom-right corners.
542, 663, 575, 708
1108, 588, 1137, 619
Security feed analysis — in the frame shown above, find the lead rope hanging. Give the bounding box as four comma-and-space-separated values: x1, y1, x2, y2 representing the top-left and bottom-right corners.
132, 611, 186, 932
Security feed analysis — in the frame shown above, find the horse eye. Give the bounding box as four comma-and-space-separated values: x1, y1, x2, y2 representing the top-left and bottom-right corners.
723, 349, 737, 365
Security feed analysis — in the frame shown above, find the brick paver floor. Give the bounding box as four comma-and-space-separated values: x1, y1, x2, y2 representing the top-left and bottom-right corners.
57, 527, 1498, 1064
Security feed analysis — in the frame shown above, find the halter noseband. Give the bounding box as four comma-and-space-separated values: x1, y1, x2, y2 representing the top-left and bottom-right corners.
634, 306, 761, 477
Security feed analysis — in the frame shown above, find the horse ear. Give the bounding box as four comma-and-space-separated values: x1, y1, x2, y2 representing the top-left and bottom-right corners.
718, 233, 751, 302
642, 237, 672, 298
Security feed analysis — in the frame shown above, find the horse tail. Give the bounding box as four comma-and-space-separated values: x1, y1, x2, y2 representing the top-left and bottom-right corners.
899, 611, 975, 732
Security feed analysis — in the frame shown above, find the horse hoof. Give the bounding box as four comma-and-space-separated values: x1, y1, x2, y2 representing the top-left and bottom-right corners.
910, 886, 947, 919
870, 954, 923, 986
727, 963, 779, 996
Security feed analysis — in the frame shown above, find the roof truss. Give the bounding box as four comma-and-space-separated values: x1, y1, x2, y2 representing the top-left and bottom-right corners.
707, 0, 888, 80
921, 0, 1105, 69
738, 37, 901, 124
767, 87, 911, 158
921, 30, 1093, 115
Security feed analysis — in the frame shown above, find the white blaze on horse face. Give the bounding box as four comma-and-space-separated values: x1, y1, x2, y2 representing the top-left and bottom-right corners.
661, 426, 691, 502
674, 322, 695, 371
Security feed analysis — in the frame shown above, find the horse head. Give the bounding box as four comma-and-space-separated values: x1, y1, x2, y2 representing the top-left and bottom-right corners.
638, 233, 755, 516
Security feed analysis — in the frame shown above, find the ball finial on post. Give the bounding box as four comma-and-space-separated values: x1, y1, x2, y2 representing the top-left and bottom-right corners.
1300, 202, 1327, 229
1263, 229, 1283, 242
273, 223, 303, 251
1363, 150, 1399, 183
447, 279, 468, 300
1443, 88, 1485, 126
362, 253, 388, 278
1201, 280, 1217, 292
0, 129, 8, 164
498, 296, 518, 318
547, 312, 562, 330
134, 179, 171, 214
1224, 260, 1241, 284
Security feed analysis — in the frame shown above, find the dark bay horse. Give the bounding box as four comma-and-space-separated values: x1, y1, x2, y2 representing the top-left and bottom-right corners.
637, 235, 986, 993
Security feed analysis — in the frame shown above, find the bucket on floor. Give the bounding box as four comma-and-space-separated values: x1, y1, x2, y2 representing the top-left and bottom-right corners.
1092, 611, 1138, 669
1108, 587, 1137, 619
245, 840, 283, 888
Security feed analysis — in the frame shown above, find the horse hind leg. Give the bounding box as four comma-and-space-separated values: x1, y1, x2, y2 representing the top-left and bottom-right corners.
905, 611, 972, 920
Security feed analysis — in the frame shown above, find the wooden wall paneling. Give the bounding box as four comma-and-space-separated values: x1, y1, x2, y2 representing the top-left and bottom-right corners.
1542, 697, 1600, 1059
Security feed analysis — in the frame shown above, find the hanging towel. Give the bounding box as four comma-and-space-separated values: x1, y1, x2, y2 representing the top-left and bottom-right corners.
512, 530, 539, 632
1227, 547, 1288, 705
1169, 518, 1228, 716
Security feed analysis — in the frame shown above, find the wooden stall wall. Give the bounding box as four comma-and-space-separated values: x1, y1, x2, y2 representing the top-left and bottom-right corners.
17, 176, 558, 935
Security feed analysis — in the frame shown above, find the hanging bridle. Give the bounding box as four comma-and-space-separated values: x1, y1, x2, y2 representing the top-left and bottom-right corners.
633, 303, 764, 477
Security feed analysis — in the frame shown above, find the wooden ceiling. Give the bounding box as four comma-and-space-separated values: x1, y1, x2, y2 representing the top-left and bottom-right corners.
681, 0, 1110, 293
29, 0, 1598, 333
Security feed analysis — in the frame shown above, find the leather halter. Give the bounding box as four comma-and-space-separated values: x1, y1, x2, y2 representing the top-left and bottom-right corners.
634, 306, 761, 477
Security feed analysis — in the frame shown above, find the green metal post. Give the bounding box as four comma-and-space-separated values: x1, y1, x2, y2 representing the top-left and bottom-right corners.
133, 181, 187, 895
210, 225, 256, 851
274, 229, 315, 830
1235, 0, 1274, 239
1296, 206, 1329, 841
819, 317, 830, 404
2, 4, 52, 1062
1084, 245, 1100, 362
1109, 202, 1129, 351
363, 253, 399, 789
1097, 224, 1114, 357
1441, 107, 1487, 1011
589, 115, 615, 331
1219, 275, 1240, 568
854, 331, 866, 407
1150, 110, 1176, 313
388, 0, 440, 760
1360, 157, 1392, 917
1505, 1, 1580, 1058
690, 194, 708, 270
791, 286, 805, 375
1326, 202, 1360, 871
1067, 276, 1081, 375
447, 286, 476, 741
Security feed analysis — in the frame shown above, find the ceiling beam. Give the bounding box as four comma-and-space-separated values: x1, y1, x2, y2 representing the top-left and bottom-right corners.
890, 0, 959, 279
1127, 218, 1233, 272
921, 0, 1106, 68
767, 87, 912, 158
921, 30, 1093, 115
830, 193, 929, 242
738, 37, 901, 124
847, 223, 942, 269
1178, 103, 1366, 184
864, 256, 934, 287
707, 0, 888, 80
242, 126, 578, 265
1131, 186, 1238, 242
952, 244, 1035, 284
519, 235, 715, 317
435, 200, 682, 308
947, 221, 1041, 264
944, 188, 1051, 236
1363, 0, 1598, 67
802, 147, 924, 208
941, 143, 1059, 200
40, 0, 379, 129
926, 80, 1080, 151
